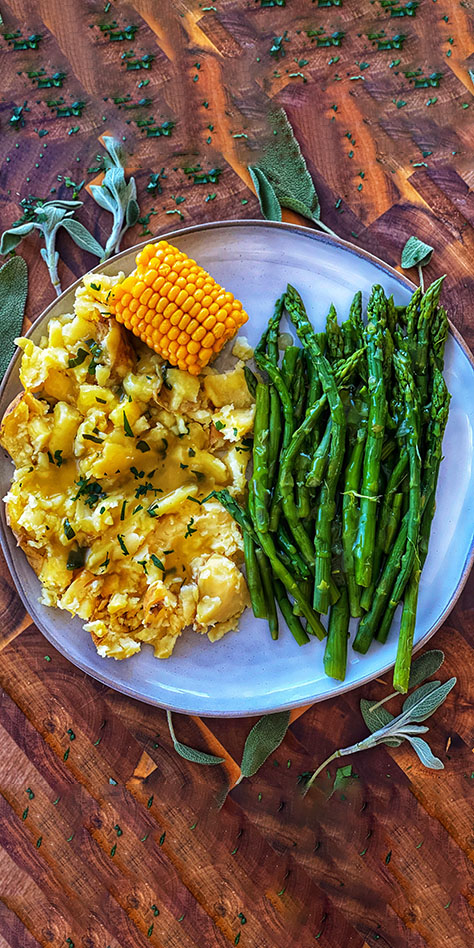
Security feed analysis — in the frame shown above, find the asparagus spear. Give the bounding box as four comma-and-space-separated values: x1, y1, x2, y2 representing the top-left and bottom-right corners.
413, 276, 445, 406
353, 285, 388, 587
266, 298, 283, 488
273, 579, 309, 646
255, 547, 279, 639
326, 303, 344, 361
284, 285, 346, 614
342, 290, 363, 356
307, 417, 332, 487
276, 523, 312, 579
393, 367, 450, 692
359, 453, 408, 611
243, 532, 267, 619
252, 382, 270, 532
353, 513, 409, 653
376, 345, 422, 644
324, 586, 350, 681
255, 529, 326, 639
342, 424, 366, 617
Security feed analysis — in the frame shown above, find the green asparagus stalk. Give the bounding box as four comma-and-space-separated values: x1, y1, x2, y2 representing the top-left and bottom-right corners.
393, 366, 450, 692
276, 523, 312, 579
255, 530, 326, 639
414, 276, 445, 406
255, 547, 279, 639
326, 303, 344, 361
252, 382, 271, 532
353, 513, 409, 653
266, 298, 283, 487
342, 425, 366, 617
359, 454, 408, 611
307, 417, 332, 487
243, 532, 267, 619
273, 579, 309, 646
324, 585, 350, 681
353, 286, 388, 587
376, 346, 422, 644
284, 285, 346, 614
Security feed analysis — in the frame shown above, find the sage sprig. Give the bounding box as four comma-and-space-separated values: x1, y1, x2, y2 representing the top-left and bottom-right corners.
166, 711, 224, 766
0, 199, 104, 295
89, 136, 140, 260
237, 710, 290, 782
248, 107, 337, 237
303, 675, 456, 795
401, 235, 434, 292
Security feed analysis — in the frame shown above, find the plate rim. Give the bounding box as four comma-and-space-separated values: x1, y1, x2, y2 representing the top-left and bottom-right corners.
1, 218, 473, 717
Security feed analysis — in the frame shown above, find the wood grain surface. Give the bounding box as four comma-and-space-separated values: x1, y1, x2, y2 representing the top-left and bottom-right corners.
0, 1, 473, 946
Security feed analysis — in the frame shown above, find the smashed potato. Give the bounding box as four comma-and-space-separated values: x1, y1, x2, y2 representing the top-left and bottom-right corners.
1, 273, 254, 659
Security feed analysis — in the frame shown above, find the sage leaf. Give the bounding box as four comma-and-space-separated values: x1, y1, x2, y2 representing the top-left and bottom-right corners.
408, 649, 444, 689
102, 135, 125, 169
469, 68, 474, 89
172, 740, 224, 766
404, 735, 444, 770
0, 223, 35, 256
166, 711, 223, 766
60, 218, 104, 257
401, 678, 456, 723
258, 108, 321, 223
401, 236, 433, 270
360, 699, 393, 733
0, 256, 28, 379
126, 198, 140, 227
89, 184, 117, 213
240, 710, 290, 778
248, 165, 282, 221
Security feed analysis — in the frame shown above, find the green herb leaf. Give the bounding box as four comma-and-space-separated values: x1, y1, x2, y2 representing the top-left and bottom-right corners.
0, 256, 28, 380
66, 546, 86, 570
126, 198, 140, 227
0, 223, 35, 255
360, 698, 394, 733
63, 518, 75, 540
68, 348, 88, 368
60, 218, 104, 258
257, 108, 321, 223
401, 235, 433, 270
239, 711, 290, 777
166, 711, 224, 766
248, 165, 282, 221
407, 649, 444, 688
403, 735, 444, 770
123, 410, 133, 436
401, 678, 456, 721
360, 699, 402, 747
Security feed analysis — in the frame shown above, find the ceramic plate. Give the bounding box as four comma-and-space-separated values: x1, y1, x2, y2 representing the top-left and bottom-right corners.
1, 221, 473, 716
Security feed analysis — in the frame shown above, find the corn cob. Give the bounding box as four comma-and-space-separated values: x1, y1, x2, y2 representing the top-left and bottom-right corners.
109, 240, 248, 375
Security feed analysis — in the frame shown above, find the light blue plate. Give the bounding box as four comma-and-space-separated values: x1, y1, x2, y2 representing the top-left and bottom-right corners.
1, 221, 473, 716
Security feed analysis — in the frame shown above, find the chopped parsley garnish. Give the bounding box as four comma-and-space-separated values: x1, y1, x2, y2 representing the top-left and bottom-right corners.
188, 447, 196, 457
180, 462, 188, 469
130, 467, 145, 479
117, 534, 129, 555
90, 283, 101, 291
66, 547, 86, 570
137, 559, 148, 574
191, 470, 205, 481
98, 552, 110, 570
73, 477, 106, 508
63, 519, 75, 540
68, 348, 88, 368
163, 549, 174, 554
135, 481, 161, 499
120, 500, 127, 520
96, 396, 107, 404
136, 440, 150, 452
184, 517, 197, 538
123, 410, 134, 437
215, 420, 225, 431
85, 338, 102, 375
133, 504, 143, 514
83, 433, 104, 444
187, 495, 201, 505
150, 554, 165, 571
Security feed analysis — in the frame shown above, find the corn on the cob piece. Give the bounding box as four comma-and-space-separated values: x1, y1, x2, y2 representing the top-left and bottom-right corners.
109, 240, 248, 375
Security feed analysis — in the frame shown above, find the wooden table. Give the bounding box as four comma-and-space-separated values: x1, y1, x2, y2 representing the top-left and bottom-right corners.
1, 2, 473, 946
